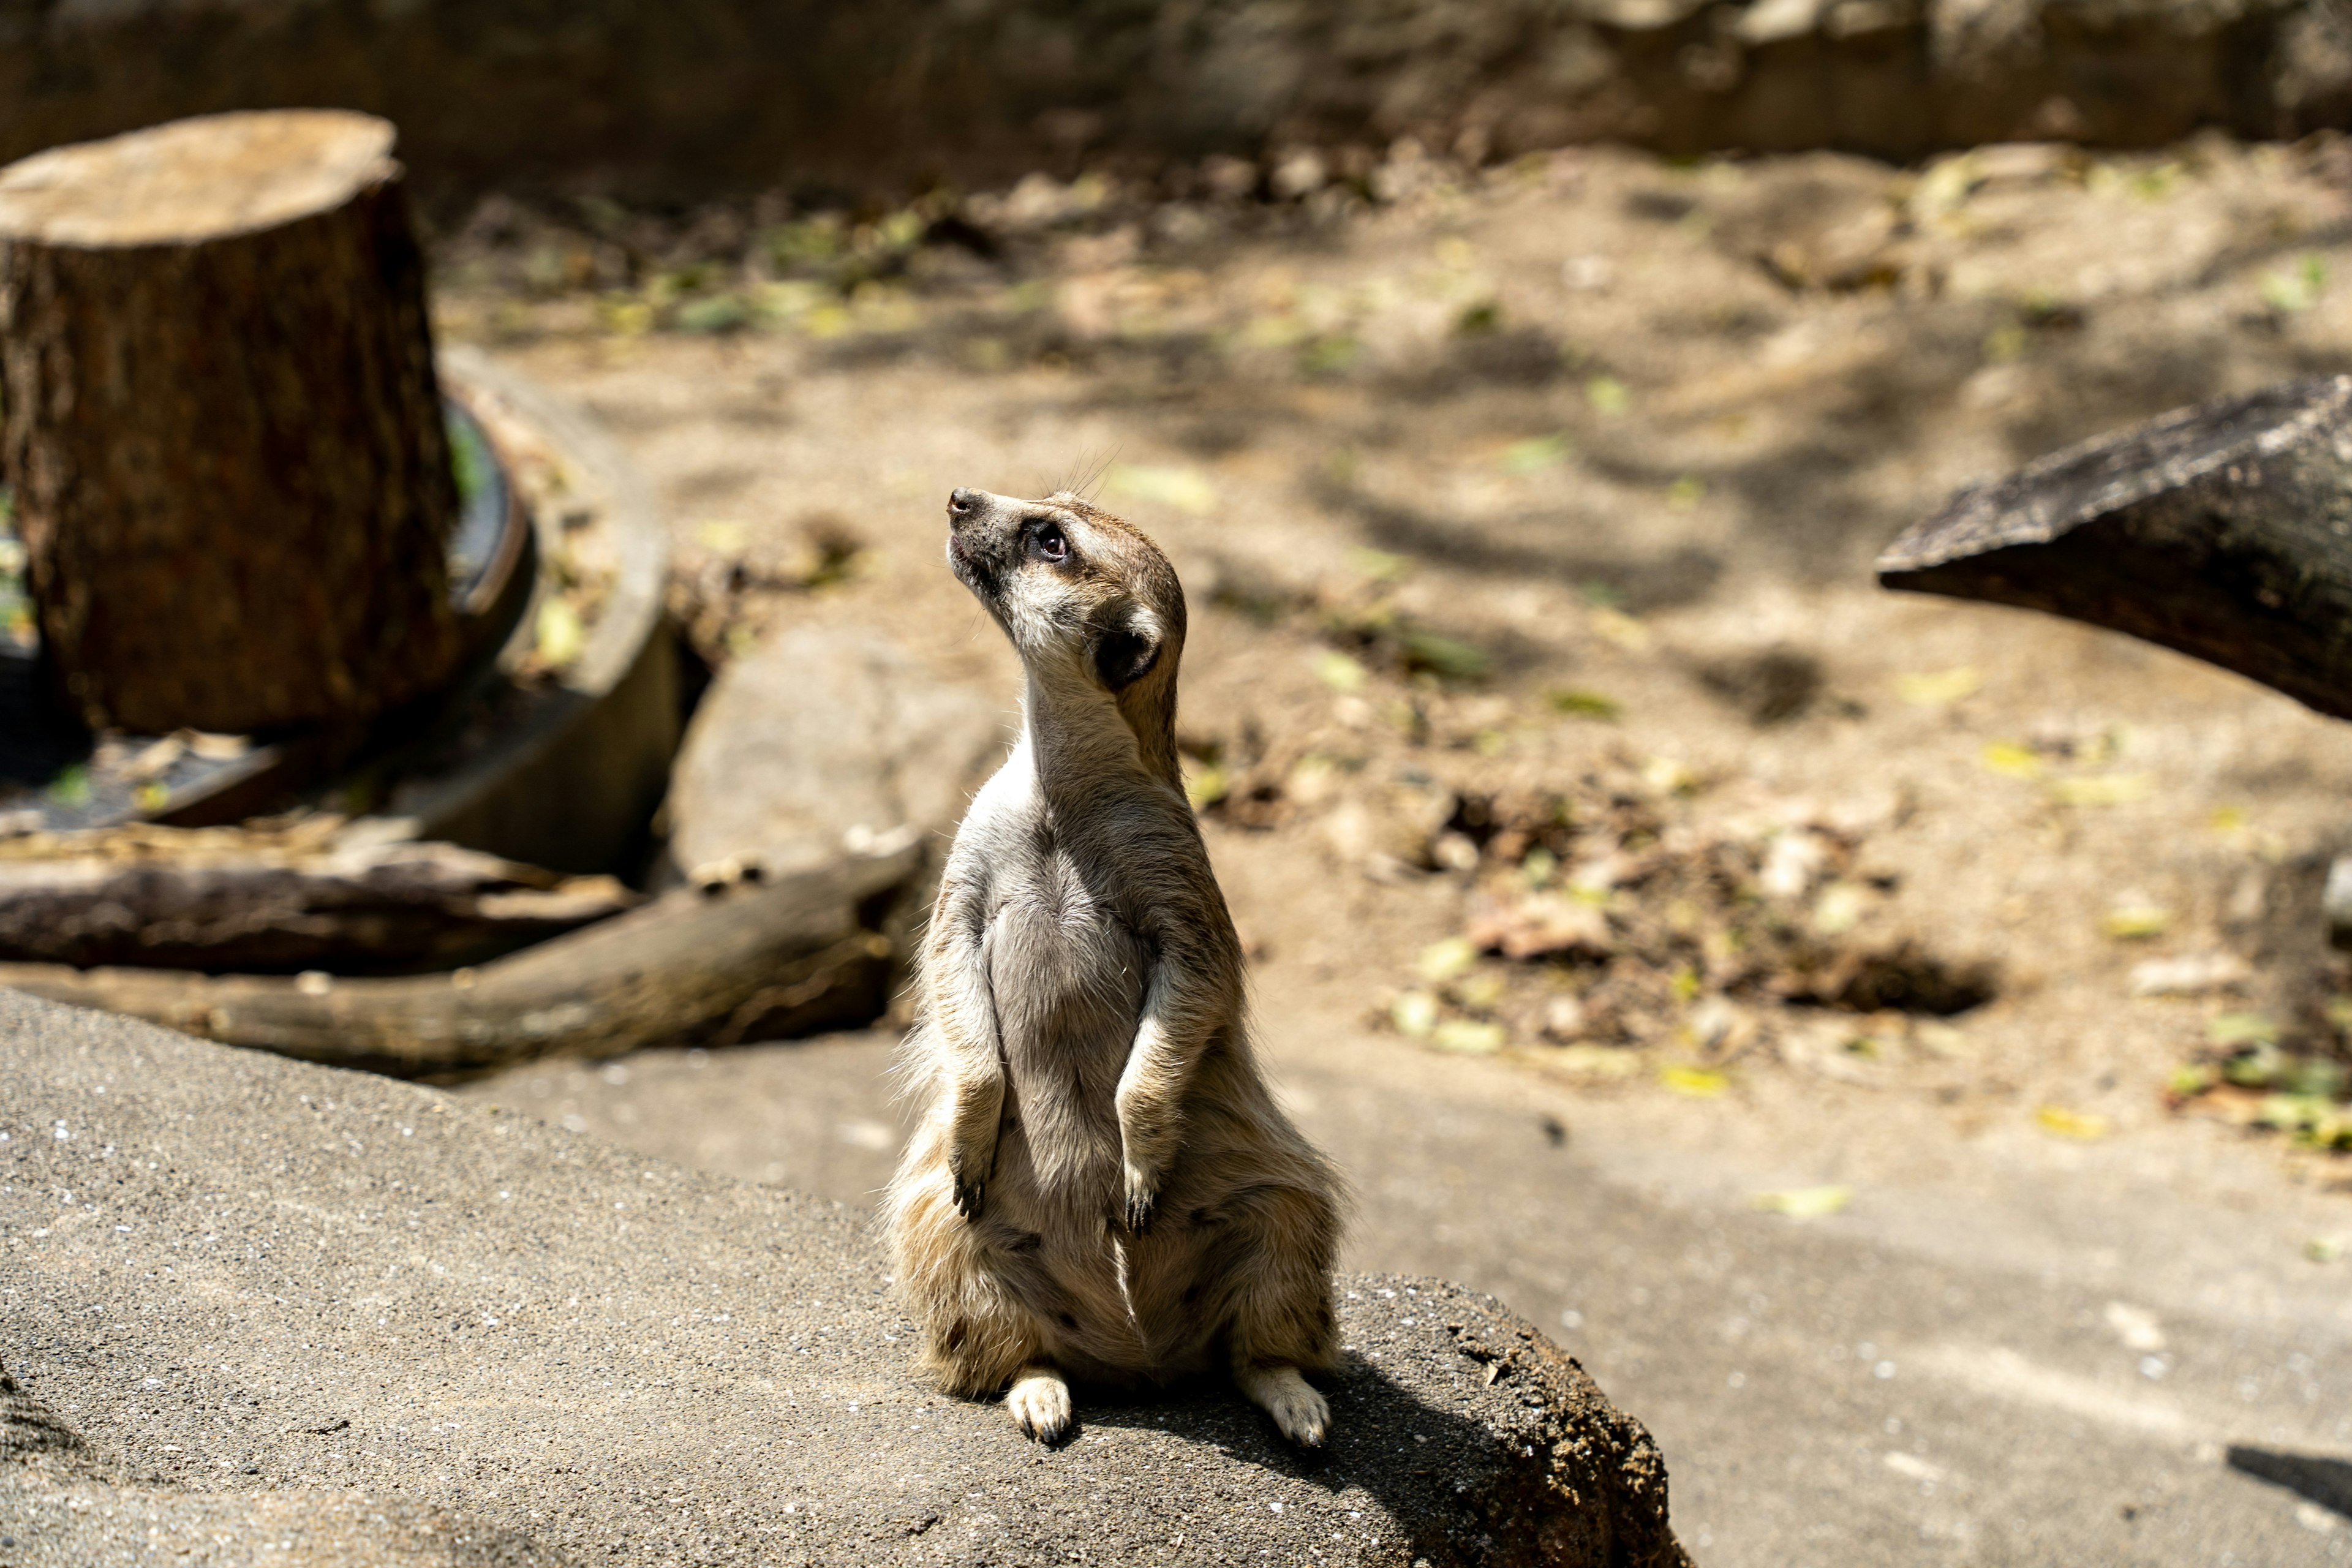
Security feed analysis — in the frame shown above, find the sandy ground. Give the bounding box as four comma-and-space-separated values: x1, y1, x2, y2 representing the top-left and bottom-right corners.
435, 137, 2352, 1561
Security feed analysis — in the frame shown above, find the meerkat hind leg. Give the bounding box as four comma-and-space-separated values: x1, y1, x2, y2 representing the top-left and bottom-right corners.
1236, 1363, 1329, 1447
1005, 1363, 1072, 1442
1218, 1183, 1341, 1447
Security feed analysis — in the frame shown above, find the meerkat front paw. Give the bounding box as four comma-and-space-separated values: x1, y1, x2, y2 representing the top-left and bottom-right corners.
950, 1170, 986, 1222
1005, 1366, 1072, 1442
1237, 1365, 1330, 1449
946, 1147, 989, 1221
1120, 1160, 1159, 1232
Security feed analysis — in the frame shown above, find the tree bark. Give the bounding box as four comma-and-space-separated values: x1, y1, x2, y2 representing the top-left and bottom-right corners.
0, 823, 638, 973
1877, 375, 2352, 722
0, 110, 461, 736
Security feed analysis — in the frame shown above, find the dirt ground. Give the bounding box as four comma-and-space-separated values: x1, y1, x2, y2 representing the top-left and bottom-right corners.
436, 132, 2352, 1226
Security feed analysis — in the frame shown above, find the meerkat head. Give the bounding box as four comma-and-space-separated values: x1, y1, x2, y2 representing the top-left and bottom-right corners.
945, 486, 1187, 762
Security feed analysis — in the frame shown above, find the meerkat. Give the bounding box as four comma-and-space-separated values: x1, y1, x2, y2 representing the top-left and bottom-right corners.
882, 486, 1344, 1447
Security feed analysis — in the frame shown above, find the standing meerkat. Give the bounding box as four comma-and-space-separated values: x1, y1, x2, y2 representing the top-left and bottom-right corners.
883, 486, 1344, 1446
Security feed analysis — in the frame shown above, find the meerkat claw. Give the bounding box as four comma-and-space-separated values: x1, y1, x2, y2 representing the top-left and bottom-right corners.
1006, 1367, 1072, 1442
1120, 1163, 1158, 1232
1273, 1390, 1329, 1449
951, 1176, 986, 1222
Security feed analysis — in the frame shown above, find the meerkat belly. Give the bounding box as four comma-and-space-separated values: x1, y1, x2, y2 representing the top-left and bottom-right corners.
982, 878, 1147, 1204
971, 859, 1258, 1380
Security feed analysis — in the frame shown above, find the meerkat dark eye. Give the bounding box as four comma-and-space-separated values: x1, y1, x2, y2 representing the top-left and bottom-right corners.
1029, 520, 1069, 564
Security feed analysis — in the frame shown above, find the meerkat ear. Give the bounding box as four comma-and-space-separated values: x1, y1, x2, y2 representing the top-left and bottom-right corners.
1091, 609, 1163, 692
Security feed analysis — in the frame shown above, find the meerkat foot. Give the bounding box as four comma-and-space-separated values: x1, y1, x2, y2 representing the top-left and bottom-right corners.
1237, 1364, 1329, 1449
1005, 1365, 1072, 1442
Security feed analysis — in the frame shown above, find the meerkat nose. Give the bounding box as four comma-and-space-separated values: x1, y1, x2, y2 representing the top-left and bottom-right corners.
948, 488, 981, 521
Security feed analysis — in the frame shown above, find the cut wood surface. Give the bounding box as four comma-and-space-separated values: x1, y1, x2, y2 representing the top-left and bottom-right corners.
0, 110, 461, 734
0, 819, 636, 973
0, 846, 919, 1076
1877, 375, 2352, 720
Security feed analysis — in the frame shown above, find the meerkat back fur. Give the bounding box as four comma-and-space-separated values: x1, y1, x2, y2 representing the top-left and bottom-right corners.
883, 486, 1344, 1446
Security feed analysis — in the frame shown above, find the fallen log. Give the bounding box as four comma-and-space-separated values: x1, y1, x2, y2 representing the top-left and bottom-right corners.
0, 819, 635, 973
1877, 375, 2352, 721
0, 846, 918, 1076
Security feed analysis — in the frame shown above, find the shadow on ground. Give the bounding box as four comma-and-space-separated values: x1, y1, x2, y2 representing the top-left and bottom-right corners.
2228, 1445, 2352, 1520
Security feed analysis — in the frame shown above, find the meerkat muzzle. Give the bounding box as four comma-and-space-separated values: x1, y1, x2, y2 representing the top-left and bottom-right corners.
944, 488, 999, 590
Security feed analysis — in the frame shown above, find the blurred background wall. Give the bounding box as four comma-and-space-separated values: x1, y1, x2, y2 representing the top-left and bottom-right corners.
7, 0, 2352, 197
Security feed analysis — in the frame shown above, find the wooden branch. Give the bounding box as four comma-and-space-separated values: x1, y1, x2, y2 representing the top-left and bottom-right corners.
1877, 375, 2352, 720
0, 847, 918, 1076
0, 821, 636, 971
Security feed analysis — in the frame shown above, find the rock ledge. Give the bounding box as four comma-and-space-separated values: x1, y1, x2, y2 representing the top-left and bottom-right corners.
1, 991, 1687, 1566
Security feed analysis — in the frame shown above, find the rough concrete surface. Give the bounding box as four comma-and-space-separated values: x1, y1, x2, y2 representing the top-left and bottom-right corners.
0, 990, 1690, 1568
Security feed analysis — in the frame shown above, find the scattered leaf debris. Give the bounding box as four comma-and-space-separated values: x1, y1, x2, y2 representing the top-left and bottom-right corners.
1364, 758, 1996, 1089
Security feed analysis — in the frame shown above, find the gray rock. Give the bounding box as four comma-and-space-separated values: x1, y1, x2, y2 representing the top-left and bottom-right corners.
660, 627, 1009, 888
1, 1389, 553, 1568
0, 991, 1689, 1567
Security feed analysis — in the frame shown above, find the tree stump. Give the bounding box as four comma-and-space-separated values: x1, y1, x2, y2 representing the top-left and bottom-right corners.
0, 110, 462, 736
1878, 375, 2352, 722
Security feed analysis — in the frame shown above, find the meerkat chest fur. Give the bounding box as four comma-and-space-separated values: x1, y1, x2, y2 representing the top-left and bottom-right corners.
952, 689, 1231, 1199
